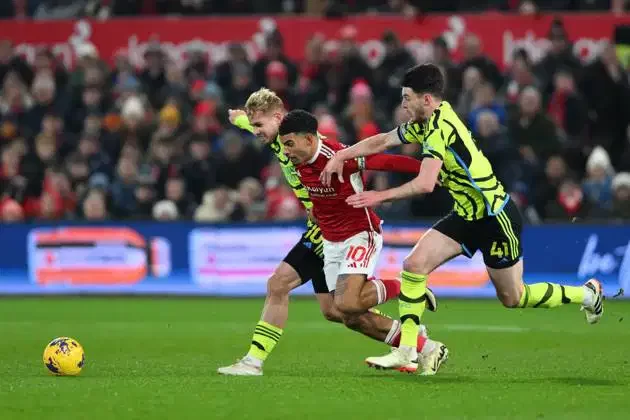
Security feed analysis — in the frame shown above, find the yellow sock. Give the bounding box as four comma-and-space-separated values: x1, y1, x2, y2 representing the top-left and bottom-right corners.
519, 283, 585, 308
399, 271, 427, 348
247, 321, 283, 361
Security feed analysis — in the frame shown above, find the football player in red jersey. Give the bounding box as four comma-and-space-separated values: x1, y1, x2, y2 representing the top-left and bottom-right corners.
219, 89, 442, 377
279, 109, 449, 375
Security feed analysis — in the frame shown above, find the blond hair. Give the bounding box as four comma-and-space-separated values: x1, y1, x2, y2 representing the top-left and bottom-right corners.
244, 88, 284, 117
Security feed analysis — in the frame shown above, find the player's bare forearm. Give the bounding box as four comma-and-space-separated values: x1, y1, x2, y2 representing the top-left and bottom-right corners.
337, 129, 400, 161
381, 157, 442, 201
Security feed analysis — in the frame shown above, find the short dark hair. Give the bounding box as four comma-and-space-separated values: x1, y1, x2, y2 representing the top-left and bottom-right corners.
278, 109, 318, 136
402, 64, 445, 98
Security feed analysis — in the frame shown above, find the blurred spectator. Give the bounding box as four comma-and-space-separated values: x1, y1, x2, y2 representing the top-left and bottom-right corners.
110, 155, 138, 218
164, 176, 195, 219
459, 34, 503, 92
65, 154, 90, 198
468, 82, 506, 137
375, 31, 416, 117
181, 134, 219, 204
545, 178, 607, 221
582, 146, 614, 210
132, 176, 156, 220
0, 40, 33, 87
159, 62, 192, 111
194, 187, 243, 222
342, 81, 387, 144
152, 199, 179, 221
456, 66, 483, 117
476, 110, 520, 191
1, 71, 33, 125
502, 49, 540, 116
332, 25, 374, 114
534, 154, 569, 218
317, 114, 341, 143
117, 95, 151, 152
432, 36, 460, 104
535, 21, 582, 98
185, 47, 211, 83
33, 48, 68, 91
298, 35, 329, 110
146, 137, 174, 198
216, 130, 263, 189
1, 198, 24, 222
140, 42, 168, 110
23, 73, 58, 135
236, 177, 266, 222
253, 31, 298, 90
263, 161, 304, 221
40, 167, 76, 219
581, 42, 630, 169
82, 188, 108, 220
216, 43, 255, 108
265, 61, 297, 110
508, 86, 560, 164
547, 68, 588, 141
611, 172, 630, 220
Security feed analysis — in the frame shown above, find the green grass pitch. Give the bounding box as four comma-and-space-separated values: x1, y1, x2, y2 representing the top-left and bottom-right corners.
1, 297, 629, 420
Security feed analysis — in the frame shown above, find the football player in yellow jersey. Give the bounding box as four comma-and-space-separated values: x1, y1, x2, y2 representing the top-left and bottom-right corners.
217, 88, 442, 376
322, 64, 604, 372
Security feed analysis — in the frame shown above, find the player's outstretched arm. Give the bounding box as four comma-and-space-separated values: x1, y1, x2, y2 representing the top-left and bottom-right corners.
356, 154, 421, 174
229, 109, 255, 134
346, 158, 442, 209
321, 129, 401, 186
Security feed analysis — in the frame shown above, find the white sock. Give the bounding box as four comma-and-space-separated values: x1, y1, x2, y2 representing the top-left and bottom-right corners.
384, 320, 400, 345
243, 354, 263, 368
372, 279, 386, 304
420, 339, 438, 356
582, 286, 595, 307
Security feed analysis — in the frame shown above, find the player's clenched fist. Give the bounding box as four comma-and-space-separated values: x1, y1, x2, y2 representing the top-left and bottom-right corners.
228, 109, 246, 125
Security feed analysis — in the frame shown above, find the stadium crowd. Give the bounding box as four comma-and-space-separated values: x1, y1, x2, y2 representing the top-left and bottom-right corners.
1, 10, 630, 223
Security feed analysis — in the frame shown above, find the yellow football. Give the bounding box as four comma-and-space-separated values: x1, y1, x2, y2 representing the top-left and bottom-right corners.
43, 337, 85, 376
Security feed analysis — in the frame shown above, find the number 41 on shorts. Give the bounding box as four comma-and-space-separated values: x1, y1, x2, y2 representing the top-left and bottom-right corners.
490, 241, 509, 259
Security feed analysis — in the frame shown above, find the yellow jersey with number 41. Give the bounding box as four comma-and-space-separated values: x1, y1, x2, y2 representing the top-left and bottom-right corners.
397, 101, 509, 221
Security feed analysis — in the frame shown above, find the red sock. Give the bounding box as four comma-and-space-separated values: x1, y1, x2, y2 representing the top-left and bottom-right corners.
371, 278, 400, 304
390, 330, 427, 352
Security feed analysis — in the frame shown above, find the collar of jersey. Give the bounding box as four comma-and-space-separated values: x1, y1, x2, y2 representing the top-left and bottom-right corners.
307, 135, 323, 165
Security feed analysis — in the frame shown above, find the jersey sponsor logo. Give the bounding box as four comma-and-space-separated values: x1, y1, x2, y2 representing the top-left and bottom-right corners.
306, 185, 336, 197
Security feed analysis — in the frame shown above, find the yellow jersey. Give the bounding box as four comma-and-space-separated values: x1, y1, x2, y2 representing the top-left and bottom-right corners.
397, 101, 509, 221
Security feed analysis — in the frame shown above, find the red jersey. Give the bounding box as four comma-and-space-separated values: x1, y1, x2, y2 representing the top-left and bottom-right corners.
296, 139, 421, 242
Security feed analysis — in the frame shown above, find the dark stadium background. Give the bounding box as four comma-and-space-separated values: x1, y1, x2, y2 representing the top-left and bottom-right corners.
1, 2, 629, 420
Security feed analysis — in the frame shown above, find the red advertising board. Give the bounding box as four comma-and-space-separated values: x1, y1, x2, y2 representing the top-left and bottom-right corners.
2, 14, 630, 70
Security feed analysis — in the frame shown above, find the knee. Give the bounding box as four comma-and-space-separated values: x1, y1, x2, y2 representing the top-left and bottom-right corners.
497, 289, 521, 308
402, 255, 429, 275
266, 274, 291, 299
321, 305, 343, 323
